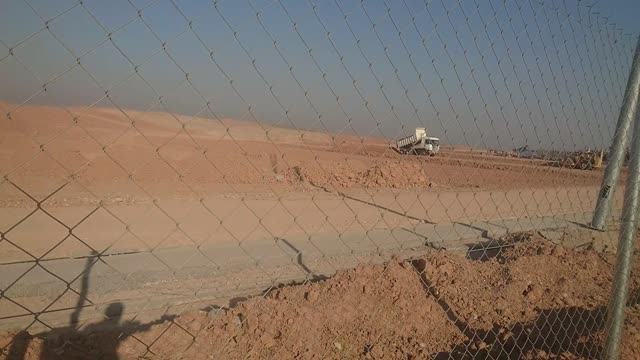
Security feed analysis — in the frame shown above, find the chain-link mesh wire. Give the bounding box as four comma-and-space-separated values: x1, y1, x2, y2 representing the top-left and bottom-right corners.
0, 0, 638, 359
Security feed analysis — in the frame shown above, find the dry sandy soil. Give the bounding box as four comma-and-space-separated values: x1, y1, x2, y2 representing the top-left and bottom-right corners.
0, 101, 601, 207
0, 102, 613, 261
1, 233, 639, 360
3, 103, 632, 359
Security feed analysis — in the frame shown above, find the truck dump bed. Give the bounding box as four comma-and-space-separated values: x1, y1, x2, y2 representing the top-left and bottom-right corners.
396, 128, 426, 149
396, 134, 419, 148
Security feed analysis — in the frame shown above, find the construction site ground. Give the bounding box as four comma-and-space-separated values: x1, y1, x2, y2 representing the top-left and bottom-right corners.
1, 232, 639, 360
0, 104, 635, 359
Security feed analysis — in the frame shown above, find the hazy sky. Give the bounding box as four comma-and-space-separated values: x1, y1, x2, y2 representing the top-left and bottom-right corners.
1, 0, 638, 151
591, 0, 640, 34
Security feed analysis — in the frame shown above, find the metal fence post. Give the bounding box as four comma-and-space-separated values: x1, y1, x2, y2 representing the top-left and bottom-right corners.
591, 36, 640, 230
603, 110, 640, 359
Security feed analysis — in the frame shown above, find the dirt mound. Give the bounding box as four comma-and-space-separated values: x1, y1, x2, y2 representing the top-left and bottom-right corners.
281, 162, 435, 190
194, 261, 464, 359
3, 234, 639, 360
346, 164, 429, 189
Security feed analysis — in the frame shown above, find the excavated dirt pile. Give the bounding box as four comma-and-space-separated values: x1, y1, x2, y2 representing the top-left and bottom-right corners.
2, 234, 639, 360
284, 162, 435, 190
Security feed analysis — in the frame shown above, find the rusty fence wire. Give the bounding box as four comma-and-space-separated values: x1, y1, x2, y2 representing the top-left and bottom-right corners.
0, 0, 639, 359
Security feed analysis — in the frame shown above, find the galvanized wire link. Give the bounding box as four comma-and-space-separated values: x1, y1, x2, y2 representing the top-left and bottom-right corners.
0, 0, 638, 359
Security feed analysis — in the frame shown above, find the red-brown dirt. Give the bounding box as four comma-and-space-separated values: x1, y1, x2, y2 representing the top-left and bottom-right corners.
1, 104, 612, 267
0, 104, 627, 360
1, 102, 601, 206
2, 233, 639, 360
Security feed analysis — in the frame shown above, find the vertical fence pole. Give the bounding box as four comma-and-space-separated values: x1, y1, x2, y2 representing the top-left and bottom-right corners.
603, 108, 640, 359
591, 36, 640, 230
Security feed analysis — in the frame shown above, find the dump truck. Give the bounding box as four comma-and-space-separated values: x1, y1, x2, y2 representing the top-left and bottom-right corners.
396, 128, 440, 156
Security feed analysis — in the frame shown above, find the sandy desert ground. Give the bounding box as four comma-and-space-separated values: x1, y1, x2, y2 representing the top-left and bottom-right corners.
2, 233, 639, 360
0, 101, 614, 261
0, 102, 628, 348
1, 101, 604, 202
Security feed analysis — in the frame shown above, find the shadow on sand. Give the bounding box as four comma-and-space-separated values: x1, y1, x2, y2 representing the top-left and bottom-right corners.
4, 252, 176, 360
411, 258, 638, 359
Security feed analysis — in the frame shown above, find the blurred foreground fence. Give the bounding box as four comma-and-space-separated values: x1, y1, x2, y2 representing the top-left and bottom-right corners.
1, 0, 639, 359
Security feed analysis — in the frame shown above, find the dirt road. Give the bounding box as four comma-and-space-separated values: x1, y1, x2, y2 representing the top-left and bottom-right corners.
0, 185, 612, 263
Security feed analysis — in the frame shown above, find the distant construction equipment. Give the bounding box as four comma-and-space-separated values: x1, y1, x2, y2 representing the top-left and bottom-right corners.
395, 128, 440, 156
548, 149, 604, 170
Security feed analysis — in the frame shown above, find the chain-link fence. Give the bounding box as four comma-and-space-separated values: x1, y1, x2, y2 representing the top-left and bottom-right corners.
1, 0, 639, 359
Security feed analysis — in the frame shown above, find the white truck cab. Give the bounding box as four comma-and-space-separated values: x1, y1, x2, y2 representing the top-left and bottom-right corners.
424, 137, 440, 155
